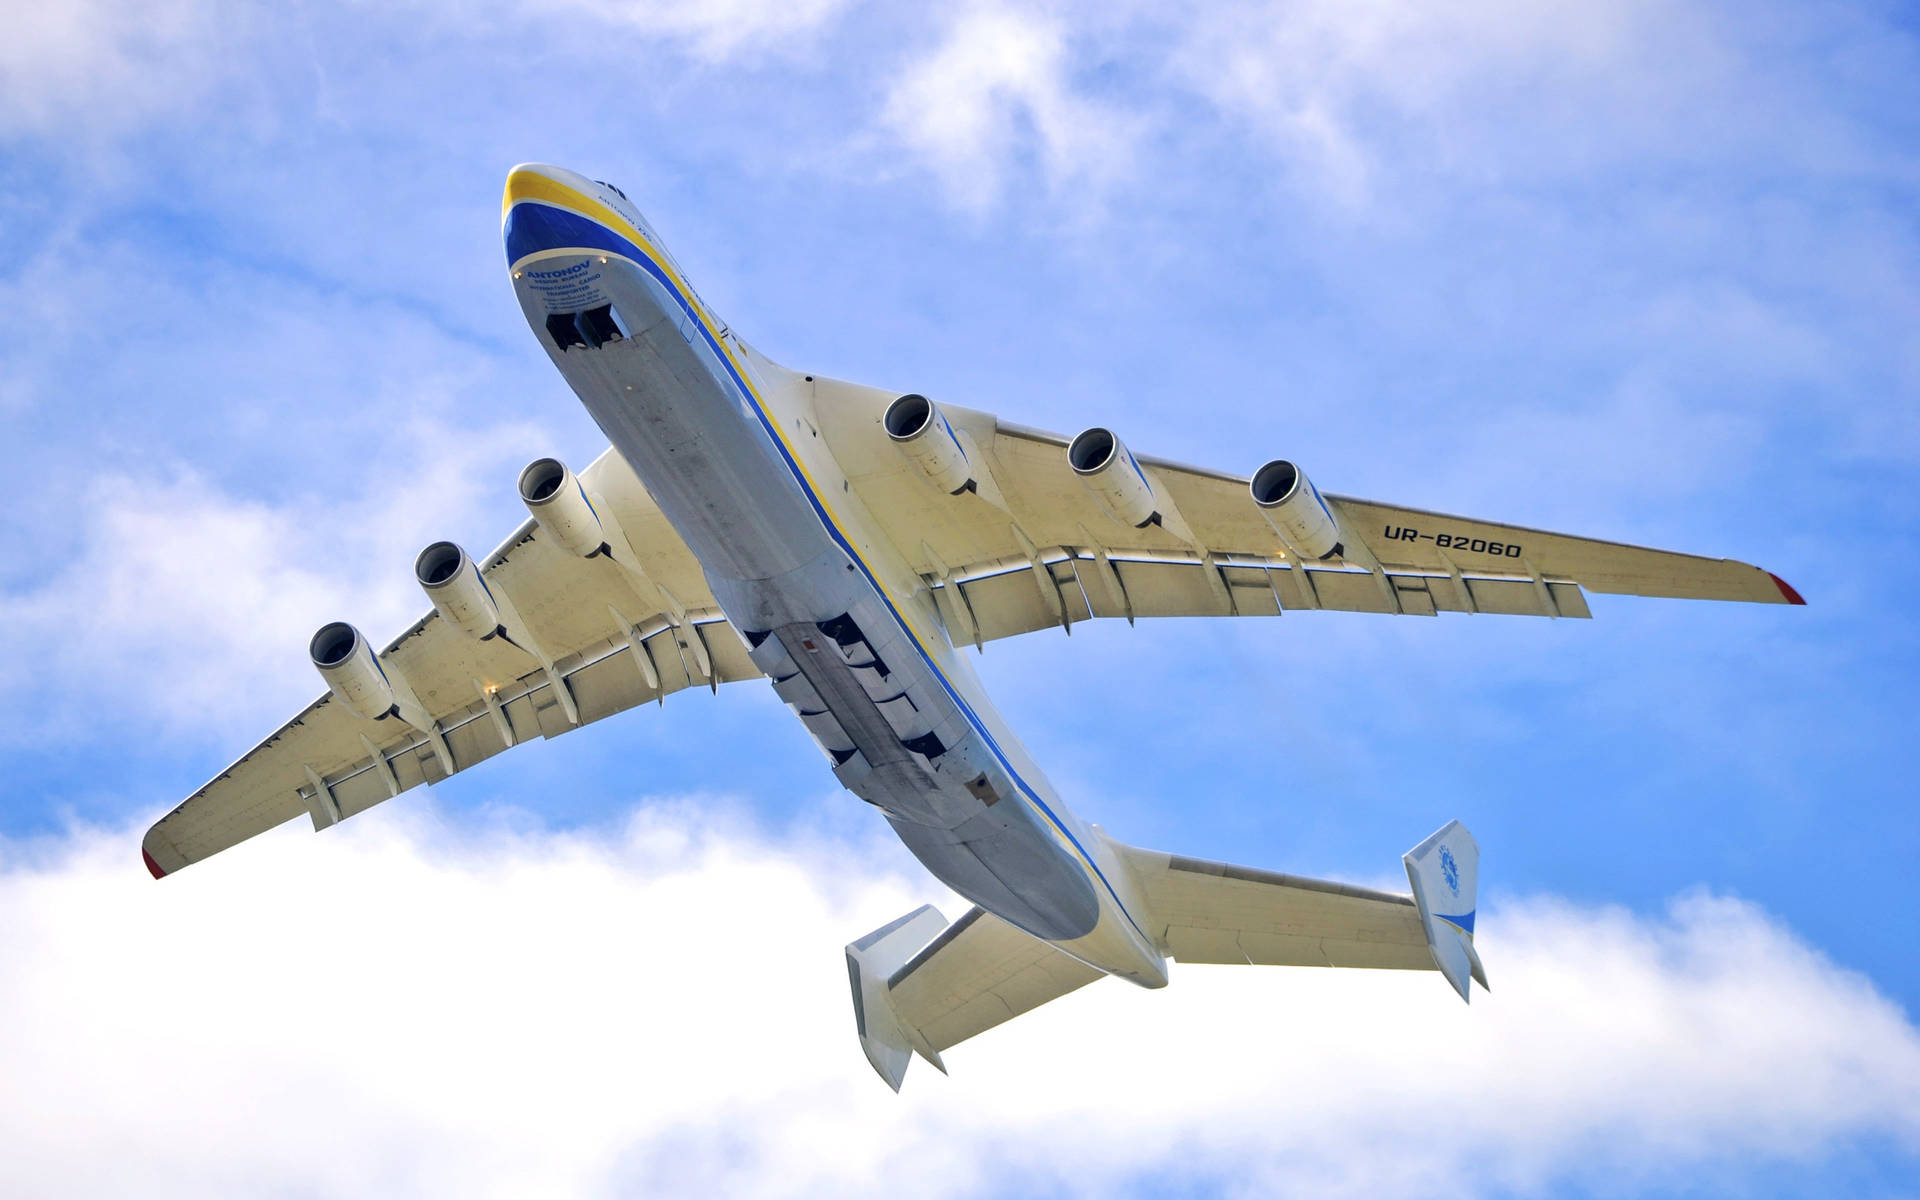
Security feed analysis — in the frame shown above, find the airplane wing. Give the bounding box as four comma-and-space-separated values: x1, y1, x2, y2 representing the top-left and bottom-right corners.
142, 448, 759, 877
813, 377, 1803, 646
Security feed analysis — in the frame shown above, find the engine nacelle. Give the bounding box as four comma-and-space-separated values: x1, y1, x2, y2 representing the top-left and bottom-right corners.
1251, 459, 1342, 560
518, 457, 608, 558
309, 621, 398, 722
414, 541, 504, 641
884, 393, 973, 495
1067, 427, 1157, 528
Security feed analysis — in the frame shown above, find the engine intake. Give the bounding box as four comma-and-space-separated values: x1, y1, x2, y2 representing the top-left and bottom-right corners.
518, 457, 609, 558
1251, 459, 1342, 560
1068, 426, 1157, 528
884, 393, 974, 495
309, 621, 397, 722
414, 541, 505, 641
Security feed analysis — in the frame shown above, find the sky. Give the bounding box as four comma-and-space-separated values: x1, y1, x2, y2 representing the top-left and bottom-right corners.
1, 0, 1917, 1195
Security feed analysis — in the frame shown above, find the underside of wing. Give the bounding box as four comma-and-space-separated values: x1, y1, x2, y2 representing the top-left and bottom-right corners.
1323, 494, 1801, 604
143, 448, 759, 877
813, 379, 1801, 646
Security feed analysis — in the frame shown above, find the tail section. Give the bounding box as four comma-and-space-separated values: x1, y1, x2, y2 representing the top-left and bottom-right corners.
1402, 819, 1489, 1002
845, 904, 950, 1091
847, 821, 1489, 1089
845, 902, 1109, 1090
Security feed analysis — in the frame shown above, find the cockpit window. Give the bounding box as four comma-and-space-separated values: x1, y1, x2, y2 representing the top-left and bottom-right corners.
595, 180, 630, 201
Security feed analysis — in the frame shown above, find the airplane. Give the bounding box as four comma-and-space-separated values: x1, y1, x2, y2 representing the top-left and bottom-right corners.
142, 163, 1805, 1090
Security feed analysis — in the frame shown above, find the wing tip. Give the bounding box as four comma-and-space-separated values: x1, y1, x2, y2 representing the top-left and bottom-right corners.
142, 848, 168, 880
1768, 572, 1807, 606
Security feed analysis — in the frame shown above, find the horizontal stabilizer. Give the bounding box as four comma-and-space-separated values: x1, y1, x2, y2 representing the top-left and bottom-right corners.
844, 903, 1105, 1090
1117, 823, 1492, 1005
1402, 820, 1486, 1002
1118, 843, 1434, 970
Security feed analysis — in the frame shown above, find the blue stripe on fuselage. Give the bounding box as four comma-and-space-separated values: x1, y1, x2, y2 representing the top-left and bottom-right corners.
507, 205, 1150, 947
505, 203, 636, 265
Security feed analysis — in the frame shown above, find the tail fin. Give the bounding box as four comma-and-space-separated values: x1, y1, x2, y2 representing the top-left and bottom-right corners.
1403, 820, 1489, 1002
845, 904, 949, 1091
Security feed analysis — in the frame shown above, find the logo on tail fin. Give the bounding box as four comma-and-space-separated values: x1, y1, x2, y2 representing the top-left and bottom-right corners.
1440, 846, 1460, 895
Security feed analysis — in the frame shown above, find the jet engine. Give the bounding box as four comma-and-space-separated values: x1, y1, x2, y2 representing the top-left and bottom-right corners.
1251, 459, 1342, 560
309, 621, 397, 721
1067, 427, 1157, 528
883, 393, 974, 495
414, 541, 505, 641
518, 457, 609, 557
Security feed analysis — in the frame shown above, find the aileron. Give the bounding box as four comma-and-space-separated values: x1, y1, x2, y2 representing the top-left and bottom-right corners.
1330, 495, 1798, 606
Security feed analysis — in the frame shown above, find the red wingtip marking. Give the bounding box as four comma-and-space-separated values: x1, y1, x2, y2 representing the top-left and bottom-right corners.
1769, 572, 1806, 606
142, 849, 167, 880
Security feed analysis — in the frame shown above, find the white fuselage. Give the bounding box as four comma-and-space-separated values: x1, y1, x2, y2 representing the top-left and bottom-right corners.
505, 164, 1165, 987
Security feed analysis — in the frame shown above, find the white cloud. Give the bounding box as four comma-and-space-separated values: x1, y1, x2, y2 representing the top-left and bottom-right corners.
0, 0, 234, 138
3, 805, 1914, 1197
0, 0, 849, 145
380, 0, 854, 66
879, 6, 1138, 212
527, 0, 852, 62
0, 418, 550, 746
1164, 0, 1907, 212
858, 1, 1913, 218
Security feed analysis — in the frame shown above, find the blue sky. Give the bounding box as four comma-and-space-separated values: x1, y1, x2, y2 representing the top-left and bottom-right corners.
2, 1, 1917, 1195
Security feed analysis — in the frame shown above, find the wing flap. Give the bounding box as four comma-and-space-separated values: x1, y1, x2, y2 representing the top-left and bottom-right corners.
921, 551, 1592, 645
1112, 557, 1235, 618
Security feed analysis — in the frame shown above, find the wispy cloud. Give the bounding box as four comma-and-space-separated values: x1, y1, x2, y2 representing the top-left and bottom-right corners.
878, 5, 1139, 213
1164, 0, 1919, 211
2, 807, 1913, 1196
0, 217, 575, 750
0, 417, 548, 746
1166, 0, 1659, 206
858, 0, 1919, 226
0, 0, 242, 138
520, 0, 854, 63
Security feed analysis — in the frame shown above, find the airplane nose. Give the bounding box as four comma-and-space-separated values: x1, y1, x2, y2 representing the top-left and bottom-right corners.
502, 163, 631, 268
501, 162, 572, 216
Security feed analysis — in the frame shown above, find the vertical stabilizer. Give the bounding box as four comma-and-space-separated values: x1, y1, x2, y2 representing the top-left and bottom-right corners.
1402, 820, 1488, 1002
845, 904, 948, 1091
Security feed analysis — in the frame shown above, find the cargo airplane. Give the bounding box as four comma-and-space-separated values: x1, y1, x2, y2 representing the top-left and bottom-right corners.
144, 164, 1804, 1089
